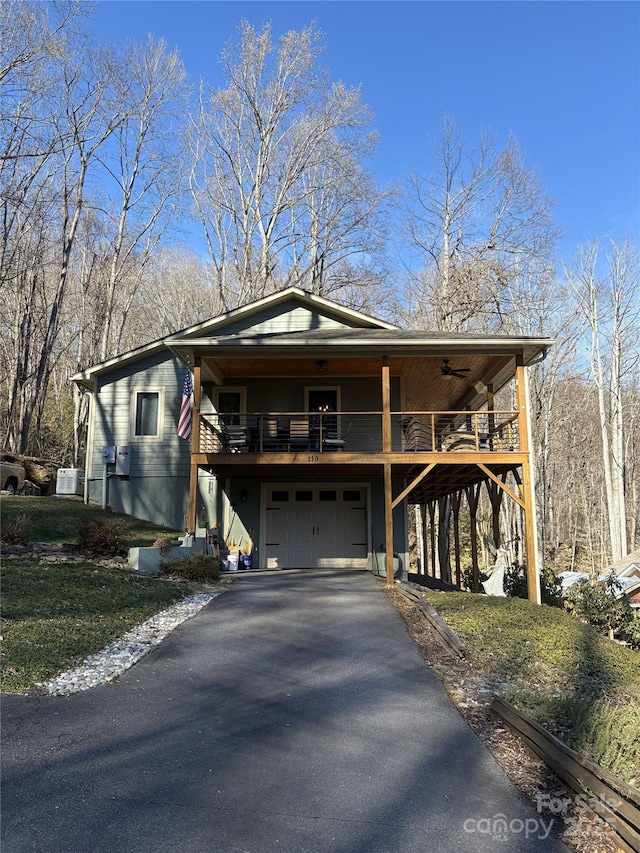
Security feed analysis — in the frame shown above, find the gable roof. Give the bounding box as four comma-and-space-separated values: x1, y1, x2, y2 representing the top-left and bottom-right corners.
71, 287, 397, 387
165, 287, 398, 342
71, 285, 553, 389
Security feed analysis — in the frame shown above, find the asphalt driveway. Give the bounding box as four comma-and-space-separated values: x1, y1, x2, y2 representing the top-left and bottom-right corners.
1, 571, 570, 852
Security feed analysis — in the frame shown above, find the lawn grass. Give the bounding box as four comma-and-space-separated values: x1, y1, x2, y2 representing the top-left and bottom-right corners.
423, 591, 640, 786
0, 558, 192, 693
0, 495, 182, 546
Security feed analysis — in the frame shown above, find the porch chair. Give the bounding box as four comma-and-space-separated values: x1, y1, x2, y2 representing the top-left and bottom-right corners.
322, 421, 352, 452
224, 423, 248, 453
288, 418, 310, 450
261, 417, 283, 451
402, 417, 432, 451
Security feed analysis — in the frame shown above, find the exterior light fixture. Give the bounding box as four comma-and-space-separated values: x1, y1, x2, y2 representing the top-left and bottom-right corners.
315, 360, 328, 373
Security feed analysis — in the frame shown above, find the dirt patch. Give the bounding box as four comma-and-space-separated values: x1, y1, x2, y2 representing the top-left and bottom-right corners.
384, 582, 624, 853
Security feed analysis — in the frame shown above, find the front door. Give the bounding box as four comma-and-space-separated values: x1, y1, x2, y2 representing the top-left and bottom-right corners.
263, 484, 368, 569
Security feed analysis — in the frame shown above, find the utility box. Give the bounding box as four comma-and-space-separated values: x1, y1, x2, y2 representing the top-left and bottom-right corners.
101, 446, 116, 464
115, 445, 130, 477
56, 468, 84, 496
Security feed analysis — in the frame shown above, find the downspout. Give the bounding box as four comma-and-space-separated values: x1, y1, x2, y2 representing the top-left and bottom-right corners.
83, 389, 95, 505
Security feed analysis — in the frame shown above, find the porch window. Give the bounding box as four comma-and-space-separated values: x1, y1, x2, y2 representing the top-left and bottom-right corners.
131, 388, 164, 440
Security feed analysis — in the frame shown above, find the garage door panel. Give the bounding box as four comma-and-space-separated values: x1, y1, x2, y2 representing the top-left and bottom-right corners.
265, 484, 367, 569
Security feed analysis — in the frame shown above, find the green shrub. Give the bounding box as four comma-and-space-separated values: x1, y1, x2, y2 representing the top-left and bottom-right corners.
0, 512, 31, 546
502, 563, 563, 607
160, 553, 220, 582
78, 516, 128, 558
423, 591, 640, 784
565, 573, 632, 637
622, 617, 640, 651
461, 565, 489, 591
508, 692, 640, 785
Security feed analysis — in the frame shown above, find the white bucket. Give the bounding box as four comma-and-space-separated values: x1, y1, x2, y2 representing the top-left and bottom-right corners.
227, 553, 239, 572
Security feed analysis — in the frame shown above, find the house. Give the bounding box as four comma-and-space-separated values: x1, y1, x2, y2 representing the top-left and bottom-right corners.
72, 288, 552, 601
559, 552, 640, 612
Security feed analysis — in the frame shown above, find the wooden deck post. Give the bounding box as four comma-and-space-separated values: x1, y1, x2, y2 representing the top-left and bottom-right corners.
381, 356, 394, 583
187, 358, 202, 534
452, 491, 462, 587
437, 496, 452, 583
428, 502, 436, 579
466, 484, 481, 592
381, 355, 391, 453
384, 462, 394, 583
487, 383, 495, 439
485, 478, 505, 547
419, 504, 428, 575
516, 356, 542, 604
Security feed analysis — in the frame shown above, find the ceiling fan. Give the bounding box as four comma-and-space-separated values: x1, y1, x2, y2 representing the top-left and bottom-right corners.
440, 359, 472, 380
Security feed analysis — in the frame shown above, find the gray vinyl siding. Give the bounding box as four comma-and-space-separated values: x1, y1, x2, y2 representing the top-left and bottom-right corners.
210, 304, 353, 337
229, 376, 401, 412
88, 352, 190, 529
83, 298, 400, 533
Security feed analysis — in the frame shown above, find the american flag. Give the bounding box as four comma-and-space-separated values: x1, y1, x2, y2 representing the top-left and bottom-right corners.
177, 370, 193, 441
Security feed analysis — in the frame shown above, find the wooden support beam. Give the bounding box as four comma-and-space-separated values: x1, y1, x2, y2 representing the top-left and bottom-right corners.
477, 462, 525, 509
391, 462, 437, 509
187, 358, 202, 534
487, 383, 495, 437
466, 484, 481, 592
522, 457, 542, 604
381, 356, 391, 453
516, 356, 541, 604
384, 462, 394, 583
420, 504, 428, 576
437, 496, 451, 583
485, 477, 506, 546
428, 502, 436, 579
451, 491, 462, 587
192, 357, 202, 451
515, 357, 529, 454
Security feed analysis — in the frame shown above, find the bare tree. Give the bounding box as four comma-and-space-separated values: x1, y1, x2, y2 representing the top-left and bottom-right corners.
93, 35, 188, 362
402, 117, 558, 333
123, 247, 222, 344
189, 20, 388, 308
1, 2, 93, 453
1, 7, 191, 454
566, 239, 640, 562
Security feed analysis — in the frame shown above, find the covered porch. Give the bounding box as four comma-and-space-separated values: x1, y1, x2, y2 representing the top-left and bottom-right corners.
168, 341, 545, 603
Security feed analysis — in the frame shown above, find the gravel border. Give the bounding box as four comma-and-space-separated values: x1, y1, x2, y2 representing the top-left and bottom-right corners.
37, 593, 218, 695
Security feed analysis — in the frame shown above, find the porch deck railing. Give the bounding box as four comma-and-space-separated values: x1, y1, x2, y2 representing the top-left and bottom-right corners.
198, 410, 520, 455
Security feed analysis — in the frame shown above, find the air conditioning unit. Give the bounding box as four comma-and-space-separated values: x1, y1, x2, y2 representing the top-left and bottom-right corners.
56, 468, 84, 496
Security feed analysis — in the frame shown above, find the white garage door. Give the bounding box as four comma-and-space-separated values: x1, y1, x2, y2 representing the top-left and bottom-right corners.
263, 484, 368, 569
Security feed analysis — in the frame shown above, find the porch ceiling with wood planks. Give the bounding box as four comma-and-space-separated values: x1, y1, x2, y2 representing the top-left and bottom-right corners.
199, 353, 513, 413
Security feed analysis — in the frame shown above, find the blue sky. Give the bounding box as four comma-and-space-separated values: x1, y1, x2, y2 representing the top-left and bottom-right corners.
91, 1, 639, 261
